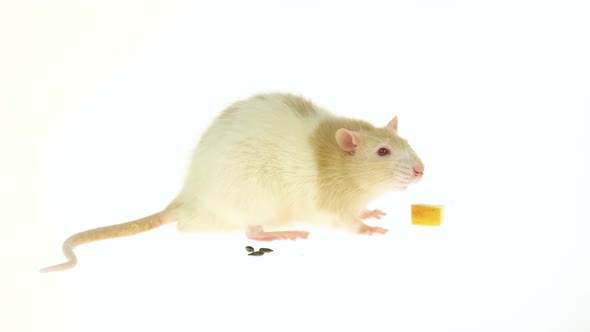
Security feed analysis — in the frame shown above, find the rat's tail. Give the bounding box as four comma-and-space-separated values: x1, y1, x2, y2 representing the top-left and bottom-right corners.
39, 205, 179, 273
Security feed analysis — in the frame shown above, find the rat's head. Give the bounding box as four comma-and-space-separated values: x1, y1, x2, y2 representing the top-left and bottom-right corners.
335, 116, 424, 191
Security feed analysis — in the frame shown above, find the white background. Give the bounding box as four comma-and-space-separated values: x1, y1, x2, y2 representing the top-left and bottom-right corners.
1, 1, 589, 331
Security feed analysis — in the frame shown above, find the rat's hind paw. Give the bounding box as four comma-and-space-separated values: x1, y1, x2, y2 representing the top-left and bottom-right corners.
246, 227, 310, 241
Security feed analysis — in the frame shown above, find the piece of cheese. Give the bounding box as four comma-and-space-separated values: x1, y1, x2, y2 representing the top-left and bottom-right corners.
411, 204, 443, 226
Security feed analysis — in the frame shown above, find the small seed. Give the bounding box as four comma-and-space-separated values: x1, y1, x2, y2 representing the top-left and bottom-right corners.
245, 246, 254, 253
248, 251, 264, 256
259, 248, 273, 253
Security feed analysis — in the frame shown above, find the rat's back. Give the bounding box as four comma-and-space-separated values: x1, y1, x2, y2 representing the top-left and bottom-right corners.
175, 93, 330, 232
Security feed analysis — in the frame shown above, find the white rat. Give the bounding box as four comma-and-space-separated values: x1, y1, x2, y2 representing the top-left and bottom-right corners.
40, 93, 424, 272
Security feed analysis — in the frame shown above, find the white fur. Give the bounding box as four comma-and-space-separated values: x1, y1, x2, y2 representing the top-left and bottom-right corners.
175, 95, 329, 232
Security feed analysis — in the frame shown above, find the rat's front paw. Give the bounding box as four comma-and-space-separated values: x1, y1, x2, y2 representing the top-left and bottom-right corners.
357, 224, 388, 235
359, 209, 387, 220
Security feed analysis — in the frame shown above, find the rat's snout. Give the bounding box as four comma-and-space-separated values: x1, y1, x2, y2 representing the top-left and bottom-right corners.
413, 163, 424, 178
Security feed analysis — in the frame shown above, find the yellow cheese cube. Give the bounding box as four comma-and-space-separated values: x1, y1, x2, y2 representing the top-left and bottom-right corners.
411, 204, 443, 226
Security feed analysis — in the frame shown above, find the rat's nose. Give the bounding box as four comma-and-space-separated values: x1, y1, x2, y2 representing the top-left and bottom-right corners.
413, 164, 424, 177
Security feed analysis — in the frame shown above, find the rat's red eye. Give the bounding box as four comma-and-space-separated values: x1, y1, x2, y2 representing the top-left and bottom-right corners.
377, 147, 390, 156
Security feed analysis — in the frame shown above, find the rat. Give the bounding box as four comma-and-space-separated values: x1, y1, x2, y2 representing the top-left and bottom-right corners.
40, 92, 424, 273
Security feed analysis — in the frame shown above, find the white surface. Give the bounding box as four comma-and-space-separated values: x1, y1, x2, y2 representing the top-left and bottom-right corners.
1, 1, 589, 331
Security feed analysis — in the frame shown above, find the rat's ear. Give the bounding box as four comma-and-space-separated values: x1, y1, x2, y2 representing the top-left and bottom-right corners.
335, 128, 361, 152
386, 116, 398, 132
